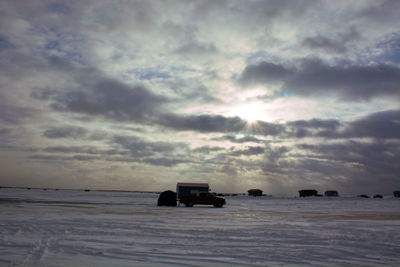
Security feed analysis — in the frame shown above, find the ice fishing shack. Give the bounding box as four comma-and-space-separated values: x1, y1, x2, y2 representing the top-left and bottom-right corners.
176, 183, 209, 200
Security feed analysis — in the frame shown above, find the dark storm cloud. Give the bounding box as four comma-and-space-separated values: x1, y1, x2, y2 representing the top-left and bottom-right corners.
0, 90, 38, 124
213, 135, 263, 143
239, 62, 294, 85
29, 154, 100, 162
258, 146, 291, 175
108, 108, 398, 140
113, 135, 188, 158
302, 35, 347, 53
253, 121, 288, 136
239, 58, 400, 101
142, 157, 188, 167
112, 135, 191, 167
339, 110, 400, 139
27, 57, 169, 123
40, 144, 188, 166
358, 0, 400, 24
156, 114, 247, 133
50, 82, 167, 122
156, 113, 308, 137
29, 57, 294, 137
175, 41, 217, 56
287, 110, 400, 140
0, 128, 11, 136
310, 110, 400, 139
256, 139, 399, 194
156, 113, 287, 136
43, 146, 127, 156
0, 104, 36, 124
192, 146, 225, 154
286, 118, 340, 138
288, 59, 400, 101
230, 146, 265, 157
301, 28, 361, 54
264, 146, 289, 164
37, 137, 189, 167
30, 88, 54, 101
43, 126, 88, 139
288, 119, 340, 130
297, 140, 400, 184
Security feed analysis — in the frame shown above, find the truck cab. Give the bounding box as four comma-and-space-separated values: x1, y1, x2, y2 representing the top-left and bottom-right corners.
180, 192, 226, 208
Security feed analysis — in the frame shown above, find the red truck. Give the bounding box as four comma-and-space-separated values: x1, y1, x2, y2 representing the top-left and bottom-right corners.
180, 192, 226, 208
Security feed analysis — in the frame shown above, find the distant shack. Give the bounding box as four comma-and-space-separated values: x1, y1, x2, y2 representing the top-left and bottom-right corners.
324, 190, 339, 197
248, 189, 263, 197
299, 189, 319, 197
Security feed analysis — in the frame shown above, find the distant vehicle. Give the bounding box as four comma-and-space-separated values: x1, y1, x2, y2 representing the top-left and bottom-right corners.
358, 194, 370, 198
373, 194, 383, 199
394, 191, 400, 198
180, 192, 225, 208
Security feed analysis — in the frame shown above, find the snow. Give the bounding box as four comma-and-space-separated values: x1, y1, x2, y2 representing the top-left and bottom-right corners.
1, 188, 399, 266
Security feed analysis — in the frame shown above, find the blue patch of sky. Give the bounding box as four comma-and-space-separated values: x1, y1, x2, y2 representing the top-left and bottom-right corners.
139, 71, 171, 80
169, 66, 197, 73
125, 66, 198, 81
376, 37, 400, 64
111, 53, 124, 61
43, 32, 86, 65
48, 3, 71, 14
45, 46, 84, 65
371, 34, 400, 65
282, 89, 296, 98
0, 35, 14, 52
128, 69, 171, 80
45, 41, 60, 50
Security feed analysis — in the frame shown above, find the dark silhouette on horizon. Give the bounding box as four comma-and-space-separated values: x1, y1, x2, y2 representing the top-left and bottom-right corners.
248, 189, 263, 197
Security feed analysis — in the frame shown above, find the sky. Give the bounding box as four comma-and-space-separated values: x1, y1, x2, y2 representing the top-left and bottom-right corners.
0, 0, 399, 196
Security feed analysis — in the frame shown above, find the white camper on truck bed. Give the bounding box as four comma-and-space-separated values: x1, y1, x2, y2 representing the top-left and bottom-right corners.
176, 183, 209, 200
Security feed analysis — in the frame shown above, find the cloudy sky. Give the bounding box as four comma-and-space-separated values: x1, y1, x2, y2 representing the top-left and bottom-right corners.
1, 0, 399, 195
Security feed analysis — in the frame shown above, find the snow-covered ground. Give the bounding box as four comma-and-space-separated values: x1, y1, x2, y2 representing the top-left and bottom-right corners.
1, 188, 399, 266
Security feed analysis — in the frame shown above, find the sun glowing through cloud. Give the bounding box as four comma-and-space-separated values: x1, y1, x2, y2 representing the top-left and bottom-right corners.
221, 85, 272, 124
233, 102, 266, 123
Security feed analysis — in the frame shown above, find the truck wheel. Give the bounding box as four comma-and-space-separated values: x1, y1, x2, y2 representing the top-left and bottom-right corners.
214, 202, 223, 208
185, 201, 194, 207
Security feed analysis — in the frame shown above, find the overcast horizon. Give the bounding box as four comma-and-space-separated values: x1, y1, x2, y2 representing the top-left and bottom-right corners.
1, 0, 399, 196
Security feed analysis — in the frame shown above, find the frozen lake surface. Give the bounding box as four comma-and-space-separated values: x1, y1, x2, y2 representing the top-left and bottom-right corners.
1, 188, 399, 266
